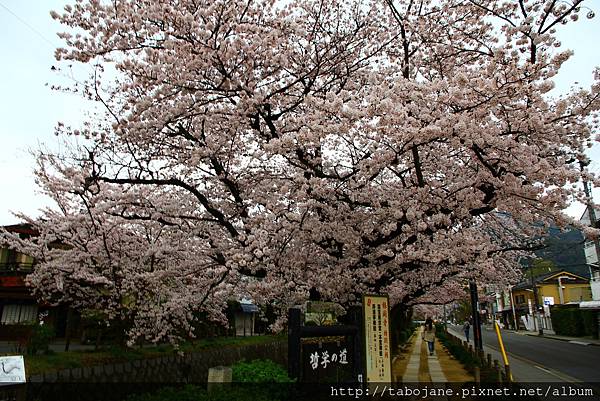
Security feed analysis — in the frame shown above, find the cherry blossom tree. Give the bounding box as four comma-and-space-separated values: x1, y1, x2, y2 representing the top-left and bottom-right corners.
4, 0, 600, 343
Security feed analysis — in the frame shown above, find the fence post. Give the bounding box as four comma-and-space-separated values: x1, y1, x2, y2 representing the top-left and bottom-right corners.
494, 359, 502, 383
504, 364, 512, 383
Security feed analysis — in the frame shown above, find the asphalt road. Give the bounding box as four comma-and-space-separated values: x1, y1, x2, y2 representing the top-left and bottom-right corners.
449, 324, 600, 383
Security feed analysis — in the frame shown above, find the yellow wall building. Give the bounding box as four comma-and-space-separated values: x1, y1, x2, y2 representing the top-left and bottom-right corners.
512, 271, 592, 311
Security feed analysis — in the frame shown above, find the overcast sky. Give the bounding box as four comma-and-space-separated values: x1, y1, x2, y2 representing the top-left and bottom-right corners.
1, 1, 599, 226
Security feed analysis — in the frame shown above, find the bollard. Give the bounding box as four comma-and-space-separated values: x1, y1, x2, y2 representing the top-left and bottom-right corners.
207, 366, 232, 393
474, 366, 481, 384
487, 353, 492, 369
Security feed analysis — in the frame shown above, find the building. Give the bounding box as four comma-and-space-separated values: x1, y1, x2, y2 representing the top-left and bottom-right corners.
0, 224, 73, 341
232, 302, 259, 336
511, 270, 592, 331
0, 224, 39, 340
580, 206, 600, 300
487, 286, 516, 329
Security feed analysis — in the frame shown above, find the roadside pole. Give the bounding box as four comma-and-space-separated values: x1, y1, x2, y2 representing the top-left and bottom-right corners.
510, 287, 518, 331
469, 280, 483, 351
494, 321, 513, 382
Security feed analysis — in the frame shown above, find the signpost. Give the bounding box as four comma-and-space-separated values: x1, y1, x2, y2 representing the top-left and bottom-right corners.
0, 355, 26, 384
288, 294, 393, 387
543, 296, 554, 306
288, 306, 363, 383
362, 295, 391, 383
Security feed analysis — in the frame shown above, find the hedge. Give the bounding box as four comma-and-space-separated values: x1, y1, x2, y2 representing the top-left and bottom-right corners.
126, 359, 293, 401
550, 306, 598, 338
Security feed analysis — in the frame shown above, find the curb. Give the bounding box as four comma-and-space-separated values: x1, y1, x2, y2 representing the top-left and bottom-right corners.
522, 332, 600, 346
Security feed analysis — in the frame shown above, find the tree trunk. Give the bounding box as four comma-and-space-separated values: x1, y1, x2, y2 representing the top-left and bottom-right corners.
95, 326, 102, 351
64, 307, 73, 352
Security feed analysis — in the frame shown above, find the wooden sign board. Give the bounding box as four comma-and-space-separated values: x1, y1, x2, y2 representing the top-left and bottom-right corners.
362, 295, 391, 383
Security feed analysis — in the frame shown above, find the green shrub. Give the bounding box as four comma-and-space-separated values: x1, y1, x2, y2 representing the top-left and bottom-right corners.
28, 324, 55, 355
232, 359, 295, 383
230, 359, 294, 400
397, 324, 416, 346
398, 330, 407, 344
551, 306, 597, 337
126, 385, 201, 401
126, 385, 283, 401
126, 360, 293, 401
582, 310, 599, 338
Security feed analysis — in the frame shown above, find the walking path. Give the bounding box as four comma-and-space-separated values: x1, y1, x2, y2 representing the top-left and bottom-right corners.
393, 326, 472, 383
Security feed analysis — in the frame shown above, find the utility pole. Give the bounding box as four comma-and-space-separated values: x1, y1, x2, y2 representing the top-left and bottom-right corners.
443, 303, 447, 326
581, 160, 600, 285
529, 265, 544, 335
469, 280, 483, 351
580, 160, 600, 337
509, 287, 518, 331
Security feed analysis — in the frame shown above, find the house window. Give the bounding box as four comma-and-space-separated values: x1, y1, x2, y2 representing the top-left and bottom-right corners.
0, 304, 38, 324
515, 295, 525, 304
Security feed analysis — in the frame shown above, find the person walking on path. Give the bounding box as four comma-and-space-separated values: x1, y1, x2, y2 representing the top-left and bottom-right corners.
422, 318, 436, 356
463, 320, 471, 343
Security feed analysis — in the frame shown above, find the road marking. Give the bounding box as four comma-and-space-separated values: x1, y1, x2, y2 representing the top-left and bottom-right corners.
490, 346, 583, 383
534, 365, 552, 373
446, 327, 583, 383
568, 341, 590, 346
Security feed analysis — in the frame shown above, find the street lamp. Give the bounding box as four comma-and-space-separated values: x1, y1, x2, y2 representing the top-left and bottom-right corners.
557, 276, 575, 304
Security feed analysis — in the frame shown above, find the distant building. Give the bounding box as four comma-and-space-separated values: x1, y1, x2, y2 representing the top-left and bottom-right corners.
0, 224, 74, 341
511, 270, 592, 331
0, 224, 39, 340
512, 270, 592, 306
232, 302, 259, 336
487, 286, 515, 329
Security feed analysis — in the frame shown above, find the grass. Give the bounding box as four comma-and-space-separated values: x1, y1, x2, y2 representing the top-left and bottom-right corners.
11, 335, 282, 376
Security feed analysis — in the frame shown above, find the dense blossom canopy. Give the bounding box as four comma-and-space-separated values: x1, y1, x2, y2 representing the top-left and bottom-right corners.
3, 0, 599, 343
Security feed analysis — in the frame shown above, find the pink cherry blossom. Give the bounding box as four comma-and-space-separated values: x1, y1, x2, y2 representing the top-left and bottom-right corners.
2, 0, 599, 344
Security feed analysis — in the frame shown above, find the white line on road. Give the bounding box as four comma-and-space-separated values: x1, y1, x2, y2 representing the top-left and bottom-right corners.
447, 326, 583, 383
534, 365, 552, 374
568, 341, 590, 346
